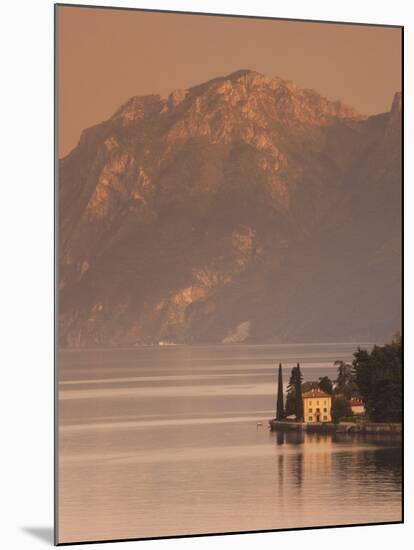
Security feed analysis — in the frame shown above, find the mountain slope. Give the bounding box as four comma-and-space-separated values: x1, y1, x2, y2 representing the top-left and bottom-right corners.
58, 70, 401, 347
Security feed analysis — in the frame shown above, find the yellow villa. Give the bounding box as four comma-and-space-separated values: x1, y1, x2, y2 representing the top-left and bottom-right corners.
302, 389, 332, 423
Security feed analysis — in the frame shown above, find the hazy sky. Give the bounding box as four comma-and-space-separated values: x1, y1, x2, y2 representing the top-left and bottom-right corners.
57, 6, 402, 158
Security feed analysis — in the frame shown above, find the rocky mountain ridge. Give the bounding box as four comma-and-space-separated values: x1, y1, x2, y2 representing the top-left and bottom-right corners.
59, 70, 401, 347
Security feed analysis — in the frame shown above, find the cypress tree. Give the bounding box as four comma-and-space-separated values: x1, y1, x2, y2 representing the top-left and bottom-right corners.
276, 363, 284, 420
294, 363, 304, 421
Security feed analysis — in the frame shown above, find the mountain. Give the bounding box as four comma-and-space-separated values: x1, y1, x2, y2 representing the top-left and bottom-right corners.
58, 70, 402, 347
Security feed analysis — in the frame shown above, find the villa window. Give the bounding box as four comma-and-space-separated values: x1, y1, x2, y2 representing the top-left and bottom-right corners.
308, 416, 313, 421
309, 408, 312, 412
323, 416, 328, 421
323, 408, 327, 412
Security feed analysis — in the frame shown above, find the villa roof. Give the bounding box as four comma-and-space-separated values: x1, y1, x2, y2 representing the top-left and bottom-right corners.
302, 389, 331, 399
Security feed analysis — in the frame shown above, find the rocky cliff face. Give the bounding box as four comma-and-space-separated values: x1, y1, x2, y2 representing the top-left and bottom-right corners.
58, 70, 401, 347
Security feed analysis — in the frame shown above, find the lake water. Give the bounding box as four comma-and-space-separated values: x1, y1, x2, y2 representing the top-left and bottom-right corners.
57, 343, 402, 543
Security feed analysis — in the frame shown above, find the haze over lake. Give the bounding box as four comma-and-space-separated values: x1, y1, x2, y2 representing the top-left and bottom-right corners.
58, 343, 402, 543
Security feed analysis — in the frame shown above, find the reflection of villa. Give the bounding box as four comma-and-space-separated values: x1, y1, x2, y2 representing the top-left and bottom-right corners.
302, 389, 332, 423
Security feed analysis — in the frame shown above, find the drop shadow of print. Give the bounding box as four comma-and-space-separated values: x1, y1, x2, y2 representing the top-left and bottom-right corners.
21, 526, 54, 546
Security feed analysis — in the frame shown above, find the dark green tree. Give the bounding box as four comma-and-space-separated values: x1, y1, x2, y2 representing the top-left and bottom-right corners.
352, 335, 402, 422
276, 363, 285, 420
302, 380, 319, 393
332, 395, 352, 423
334, 360, 358, 399
294, 363, 304, 421
285, 367, 297, 416
318, 376, 333, 395
285, 391, 296, 416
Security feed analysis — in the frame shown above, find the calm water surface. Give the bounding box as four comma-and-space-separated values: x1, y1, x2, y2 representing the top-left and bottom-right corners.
58, 344, 402, 543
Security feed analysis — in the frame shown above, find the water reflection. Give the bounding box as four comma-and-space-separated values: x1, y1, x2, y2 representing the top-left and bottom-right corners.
274, 431, 305, 446
271, 430, 401, 502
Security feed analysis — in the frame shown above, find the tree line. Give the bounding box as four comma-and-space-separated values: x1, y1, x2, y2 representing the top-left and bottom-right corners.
275, 334, 402, 423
